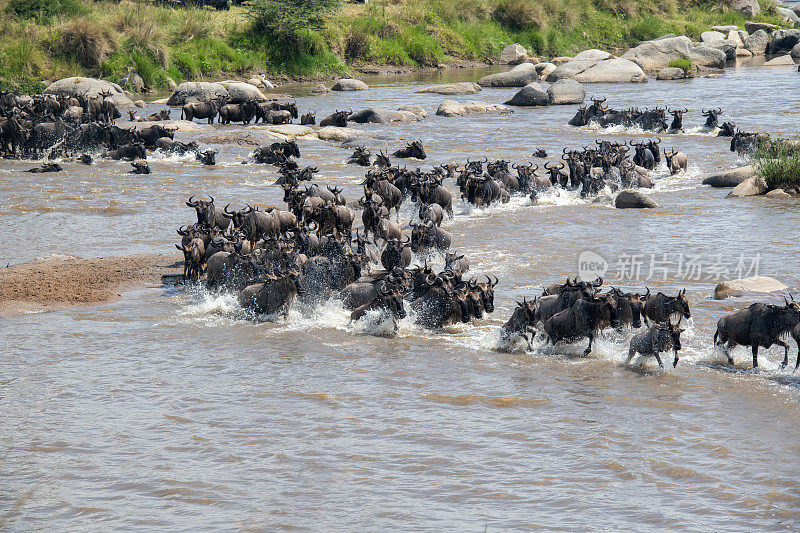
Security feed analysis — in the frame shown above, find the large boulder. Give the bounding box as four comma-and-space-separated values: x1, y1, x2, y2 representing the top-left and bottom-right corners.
701, 31, 726, 43
622, 36, 725, 71
219, 81, 268, 103
702, 165, 756, 187
727, 176, 768, 197
791, 42, 800, 58
744, 29, 769, 55
535, 62, 557, 78
745, 22, 777, 33
573, 58, 648, 83
615, 190, 658, 208
436, 99, 512, 117
416, 82, 481, 95
698, 40, 738, 61
714, 276, 788, 300
546, 59, 602, 82
331, 78, 369, 91
504, 83, 549, 106
730, 0, 760, 18
478, 63, 539, 87
547, 79, 585, 104
44, 77, 133, 107
656, 67, 688, 80
316, 126, 374, 142
500, 44, 528, 64
397, 104, 427, 119
767, 29, 800, 54
776, 7, 800, 25
763, 54, 796, 66
167, 82, 227, 106
572, 49, 612, 61
348, 107, 425, 124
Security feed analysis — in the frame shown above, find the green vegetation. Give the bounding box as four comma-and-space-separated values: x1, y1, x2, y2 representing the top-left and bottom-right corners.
668, 58, 694, 72
0, 0, 788, 93
753, 138, 800, 190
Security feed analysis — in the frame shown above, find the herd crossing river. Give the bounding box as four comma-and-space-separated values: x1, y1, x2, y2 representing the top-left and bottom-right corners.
2, 62, 800, 530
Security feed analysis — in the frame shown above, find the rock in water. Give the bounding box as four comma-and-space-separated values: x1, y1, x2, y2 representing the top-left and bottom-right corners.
500, 44, 528, 65
331, 78, 369, 91
702, 166, 756, 187
435, 100, 512, 117
416, 82, 481, 95
504, 83, 549, 106
547, 79, 586, 104
727, 176, 768, 197
478, 63, 539, 87
714, 276, 788, 300
44, 77, 133, 107
615, 190, 658, 208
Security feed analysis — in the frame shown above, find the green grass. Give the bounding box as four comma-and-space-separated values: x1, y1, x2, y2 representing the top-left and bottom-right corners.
753, 138, 800, 190
0, 0, 790, 91
668, 58, 694, 72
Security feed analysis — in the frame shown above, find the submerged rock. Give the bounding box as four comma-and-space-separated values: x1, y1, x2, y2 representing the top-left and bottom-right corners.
702, 165, 756, 187
714, 276, 788, 300
331, 78, 369, 91
436, 100, 512, 117
504, 83, 549, 106
615, 190, 658, 208
416, 82, 481, 95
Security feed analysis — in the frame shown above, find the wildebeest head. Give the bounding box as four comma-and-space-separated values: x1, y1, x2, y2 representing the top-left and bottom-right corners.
702, 107, 722, 129
186, 195, 216, 226
196, 149, 217, 165
659, 316, 685, 367
675, 288, 691, 319
379, 282, 407, 319
667, 107, 686, 131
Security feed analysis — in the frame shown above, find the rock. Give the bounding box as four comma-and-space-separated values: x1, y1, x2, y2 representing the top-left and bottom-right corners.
573, 58, 648, 83
435, 99, 512, 117
714, 276, 788, 300
44, 77, 134, 108
656, 67, 687, 80
765, 188, 792, 198
397, 104, 427, 118
726, 30, 743, 47
478, 63, 539, 87
247, 76, 274, 90
615, 190, 658, 208
763, 54, 796, 66
166, 82, 225, 106
691, 44, 728, 68
134, 100, 146, 108
767, 29, 800, 54
792, 42, 800, 58
316, 126, 372, 142
745, 22, 777, 33
712, 25, 740, 32
500, 43, 528, 64
504, 82, 549, 106
777, 6, 800, 24
727, 176, 768, 197
547, 79, 585, 104
736, 47, 754, 57
348, 107, 425, 124
546, 59, 602, 82
311, 83, 331, 94
702, 165, 756, 187
730, 0, 760, 18
166, 77, 177, 91
160, 119, 214, 133
416, 82, 481, 95
255, 124, 315, 138
698, 40, 738, 61
622, 36, 725, 71
220, 81, 268, 103
200, 133, 260, 146
128, 73, 145, 92
701, 30, 726, 42
738, 30, 749, 43
152, 97, 169, 105
572, 49, 612, 61
331, 78, 369, 91
534, 62, 557, 76
744, 29, 769, 55
654, 33, 677, 41
552, 56, 572, 65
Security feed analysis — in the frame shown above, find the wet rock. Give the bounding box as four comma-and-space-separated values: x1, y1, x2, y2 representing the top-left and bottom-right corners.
534, 62, 557, 78
416, 82, 481, 95
744, 29, 769, 55
656, 67, 688, 80
504, 83, 549, 106
547, 79, 586, 104
792, 42, 800, 58
134, 100, 146, 108
714, 276, 787, 300
348, 107, 425, 124
316, 126, 372, 142
397, 104, 427, 119
622, 36, 724, 71
702, 165, 756, 187
763, 54, 796, 66
312, 83, 331, 94
701, 30, 726, 42
744, 22, 777, 33
220, 81, 268, 103
615, 190, 658, 208
436, 99, 512, 117
44, 77, 133, 107
737, 47, 754, 57
699, 39, 738, 61
573, 58, 648, 83
767, 29, 800, 54
727, 176, 768, 197
500, 43, 528, 64
765, 188, 792, 199
478, 63, 539, 87
730, 0, 760, 18
331, 78, 369, 91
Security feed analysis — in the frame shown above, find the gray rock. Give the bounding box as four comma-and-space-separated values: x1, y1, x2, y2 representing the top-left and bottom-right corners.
712, 25, 740, 32
730, 0, 760, 18
416, 82, 481, 95
397, 104, 427, 118
166, 82, 226, 106
690, 45, 728, 68
622, 36, 724, 71
792, 42, 800, 58
745, 22, 777, 33
436, 100, 512, 117
478, 63, 539, 87
715, 276, 787, 300
348, 107, 424, 124
331, 78, 369, 91
500, 43, 528, 64
311, 83, 331, 94
546, 59, 600, 82
765, 188, 792, 199
504, 83, 550, 106
44, 77, 133, 107
547, 79, 586, 104
777, 7, 800, 24
166, 77, 177, 91
615, 190, 658, 208
763, 54, 796, 66
128, 73, 145, 92
220, 81, 268, 102
698, 40, 738, 61
767, 29, 800, 54
701, 31, 726, 42
727, 175, 768, 197
573, 58, 648, 83
744, 29, 769, 54
571, 49, 612, 61
654, 33, 677, 41
702, 165, 755, 187
727, 30, 744, 47
656, 67, 687, 80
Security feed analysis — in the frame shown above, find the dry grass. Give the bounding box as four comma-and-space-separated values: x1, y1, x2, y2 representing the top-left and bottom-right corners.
54, 17, 117, 68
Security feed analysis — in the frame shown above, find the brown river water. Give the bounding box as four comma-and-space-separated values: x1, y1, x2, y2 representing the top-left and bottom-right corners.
2, 62, 800, 530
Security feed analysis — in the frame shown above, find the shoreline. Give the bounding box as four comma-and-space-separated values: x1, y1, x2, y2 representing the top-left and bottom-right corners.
0, 252, 183, 318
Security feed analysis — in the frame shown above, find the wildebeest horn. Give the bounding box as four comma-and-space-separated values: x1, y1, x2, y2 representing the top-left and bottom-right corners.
644, 286, 651, 297
402, 235, 410, 244
186, 195, 196, 206
224, 203, 235, 215
208, 195, 215, 204
481, 156, 488, 163
593, 277, 603, 287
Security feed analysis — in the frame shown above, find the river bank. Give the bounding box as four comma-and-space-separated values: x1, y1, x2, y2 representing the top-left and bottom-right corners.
0, 0, 789, 93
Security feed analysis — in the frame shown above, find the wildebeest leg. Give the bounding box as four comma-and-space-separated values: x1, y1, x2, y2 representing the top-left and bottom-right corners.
752, 343, 759, 368
722, 341, 734, 365
584, 334, 594, 357
654, 352, 663, 368
626, 346, 635, 365
778, 339, 790, 369
795, 342, 800, 370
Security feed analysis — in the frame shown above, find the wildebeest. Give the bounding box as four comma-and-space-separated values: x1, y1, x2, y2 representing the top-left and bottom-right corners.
155, 137, 198, 154
300, 112, 316, 125
129, 160, 150, 174
137, 124, 177, 148
186, 195, 230, 231
543, 294, 620, 356
643, 289, 690, 325
176, 237, 205, 282
714, 299, 800, 368
131, 108, 171, 122
667, 107, 686, 133
196, 149, 217, 165
238, 270, 301, 317
627, 318, 684, 368
664, 148, 687, 174
319, 110, 349, 127
26, 162, 63, 173
182, 98, 223, 124
701, 107, 722, 130
499, 297, 537, 348
102, 142, 146, 161
218, 101, 258, 125
350, 282, 407, 327
730, 130, 768, 156
393, 140, 426, 160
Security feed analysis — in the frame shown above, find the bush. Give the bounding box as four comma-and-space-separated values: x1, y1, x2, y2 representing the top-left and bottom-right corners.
668, 58, 693, 72
54, 18, 117, 69
753, 138, 800, 189
491, 0, 542, 30
248, 0, 342, 52
7, 0, 86, 24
